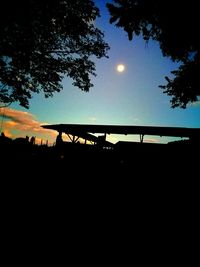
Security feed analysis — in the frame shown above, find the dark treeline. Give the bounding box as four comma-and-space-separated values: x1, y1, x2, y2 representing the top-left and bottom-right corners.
0, 132, 198, 169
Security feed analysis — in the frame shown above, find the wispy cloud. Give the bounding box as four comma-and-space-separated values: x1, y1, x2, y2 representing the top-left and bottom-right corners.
132, 118, 141, 123
88, 116, 97, 123
0, 107, 57, 145
189, 101, 200, 107
144, 138, 158, 143
127, 117, 142, 125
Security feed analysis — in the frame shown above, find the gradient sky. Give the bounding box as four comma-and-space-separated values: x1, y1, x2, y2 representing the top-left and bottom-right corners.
1, 0, 200, 144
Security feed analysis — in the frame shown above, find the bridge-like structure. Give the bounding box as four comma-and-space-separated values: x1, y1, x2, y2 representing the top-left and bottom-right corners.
42, 124, 200, 145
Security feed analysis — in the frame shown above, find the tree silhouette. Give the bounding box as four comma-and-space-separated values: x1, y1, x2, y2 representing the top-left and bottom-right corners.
107, 0, 200, 108
0, 0, 109, 108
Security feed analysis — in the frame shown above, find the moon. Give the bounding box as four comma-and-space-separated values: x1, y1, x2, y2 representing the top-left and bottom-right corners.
117, 64, 125, 72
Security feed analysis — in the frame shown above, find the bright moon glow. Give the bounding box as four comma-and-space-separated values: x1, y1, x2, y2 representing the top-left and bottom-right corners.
117, 64, 125, 72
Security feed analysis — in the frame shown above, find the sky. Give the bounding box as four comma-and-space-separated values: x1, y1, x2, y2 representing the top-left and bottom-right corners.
1, 0, 200, 145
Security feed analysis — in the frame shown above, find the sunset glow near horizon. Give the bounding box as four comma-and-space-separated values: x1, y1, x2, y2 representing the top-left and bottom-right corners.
1, 0, 200, 145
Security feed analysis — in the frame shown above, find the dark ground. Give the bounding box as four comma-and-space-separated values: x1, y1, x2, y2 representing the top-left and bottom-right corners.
1, 140, 198, 242
1, 140, 198, 174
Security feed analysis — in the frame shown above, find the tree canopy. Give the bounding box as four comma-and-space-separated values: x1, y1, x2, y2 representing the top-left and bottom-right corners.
107, 0, 200, 108
0, 0, 109, 108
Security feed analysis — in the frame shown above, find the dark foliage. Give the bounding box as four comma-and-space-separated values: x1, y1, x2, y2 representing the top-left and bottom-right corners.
107, 0, 200, 108
0, 0, 109, 108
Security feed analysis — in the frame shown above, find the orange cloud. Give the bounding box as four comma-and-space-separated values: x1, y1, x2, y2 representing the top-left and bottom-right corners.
0, 107, 59, 145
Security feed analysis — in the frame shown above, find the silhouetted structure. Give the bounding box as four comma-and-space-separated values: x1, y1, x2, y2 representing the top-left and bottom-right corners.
39, 123, 200, 167
42, 124, 200, 144
56, 132, 63, 146
30, 136, 36, 145
0, 124, 199, 169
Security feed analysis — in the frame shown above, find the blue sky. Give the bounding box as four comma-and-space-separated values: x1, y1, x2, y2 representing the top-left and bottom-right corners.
1, 0, 200, 144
